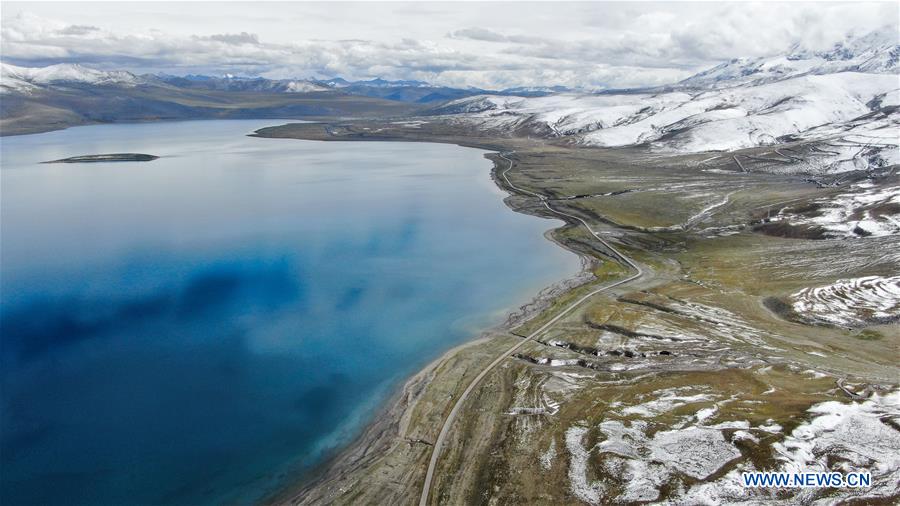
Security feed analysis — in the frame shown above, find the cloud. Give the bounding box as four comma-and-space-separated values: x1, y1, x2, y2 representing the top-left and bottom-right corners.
0, 3, 896, 90
447, 27, 547, 44
203, 32, 260, 45
448, 27, 508, 43
58, 24, 99, 36
447, 27, 545, 45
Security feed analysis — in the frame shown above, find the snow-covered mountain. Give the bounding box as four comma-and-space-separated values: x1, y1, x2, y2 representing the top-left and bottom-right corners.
0, 59, 573, 107
438, 73, 898, 151
678, 27, 899, 89
151, 73, 332, 93
348, 78, 430, 88
1, 63, 140, 93
3, 28, 898, 156
498, 85, 574, 96
433, 29, 899, 168
0, 64, 445, 96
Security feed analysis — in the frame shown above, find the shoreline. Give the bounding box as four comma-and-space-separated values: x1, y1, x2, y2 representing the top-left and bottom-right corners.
265, 249, 596, 504
254, 121, 899, 505
260, 136, 604, 505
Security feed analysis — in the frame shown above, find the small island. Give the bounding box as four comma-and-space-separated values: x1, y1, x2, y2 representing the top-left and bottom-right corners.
43, 153, 159, 163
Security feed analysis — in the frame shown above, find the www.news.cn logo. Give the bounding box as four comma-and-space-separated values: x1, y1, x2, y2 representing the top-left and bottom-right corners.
741, 472, 871, 488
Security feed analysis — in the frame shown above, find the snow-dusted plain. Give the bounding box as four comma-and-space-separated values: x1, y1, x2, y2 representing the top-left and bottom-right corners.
790, 275, 900, 327
773, 391, 900, 501
562, 389, 900, 505
774, 183, 900, 238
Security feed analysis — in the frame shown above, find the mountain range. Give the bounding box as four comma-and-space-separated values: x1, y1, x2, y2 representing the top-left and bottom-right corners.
1, 28, 898, 162
1, 62, 559, 102
431, 29, 899, 171
0, 61, 570, 135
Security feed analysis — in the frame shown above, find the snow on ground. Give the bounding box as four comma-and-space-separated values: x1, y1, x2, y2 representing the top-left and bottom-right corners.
587, 73, 898, 153
1, 62, 139, 93
758, 420, 783, 433
540, 438, 557, 471
695, 405, 718, 423
584, 419, 742, 500
441, 72, 899, 156
0, 64, 38, 93
565, 425, 604, 504
665, 465, 760, 505
616, 458, 670, 502
565, 392, 900, 504
621, 388, 715, 417
732, 430, 759, 444
790, 275, 900, 327
667, 391, 900, 504
678, 28, 899, 89
434, 31, 900, 162
775, 183, 900, 238
284, 80, 329, 92
773, 391, 900, 501
650, 426, 742, 479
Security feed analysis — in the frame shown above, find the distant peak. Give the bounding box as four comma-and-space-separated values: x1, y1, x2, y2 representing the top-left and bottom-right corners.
679, 27, 899, 89
789, 26, 899, 60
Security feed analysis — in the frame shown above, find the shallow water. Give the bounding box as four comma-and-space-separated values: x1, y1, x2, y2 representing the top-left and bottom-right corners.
0, 120, 578, 505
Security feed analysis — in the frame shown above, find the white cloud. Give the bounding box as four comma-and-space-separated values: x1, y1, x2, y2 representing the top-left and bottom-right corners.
0, 2, 896, 89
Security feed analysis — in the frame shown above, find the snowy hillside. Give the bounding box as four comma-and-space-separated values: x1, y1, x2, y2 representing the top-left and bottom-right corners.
678, 28, 899, 89
438, 73, 898, 153
151, 73, 332, 93
434, 30, 899, 164
1, 63, 140, 93
0, 64, 424, 96
284, 80, 330, 93
0, 63, 482, 103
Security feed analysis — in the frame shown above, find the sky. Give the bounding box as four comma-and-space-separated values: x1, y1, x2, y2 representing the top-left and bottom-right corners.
1, 1, 898, 89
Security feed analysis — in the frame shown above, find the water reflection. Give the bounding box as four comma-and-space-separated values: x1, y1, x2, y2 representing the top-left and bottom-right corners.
0, 120, 578, 505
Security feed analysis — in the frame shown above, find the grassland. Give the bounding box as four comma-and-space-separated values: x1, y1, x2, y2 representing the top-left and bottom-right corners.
255, 119, 898, 505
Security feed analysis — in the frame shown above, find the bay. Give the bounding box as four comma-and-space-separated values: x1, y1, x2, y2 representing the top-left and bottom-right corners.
0, 120, 578, 505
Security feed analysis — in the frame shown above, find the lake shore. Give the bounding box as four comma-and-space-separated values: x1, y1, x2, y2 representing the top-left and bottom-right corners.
256, 120, 900, 505
2, 120, 591, 506
253, 124, 615, 505
265, 251, 598, 505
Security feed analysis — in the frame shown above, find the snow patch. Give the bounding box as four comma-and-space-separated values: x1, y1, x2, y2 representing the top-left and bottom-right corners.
790, 275, 900, 327
540, 438, 557, 471
650, 427, 742, 479
773, 391, 900, 500
622, 391, 715, 417
777, 184, 900, 238
565, 425, 604, 504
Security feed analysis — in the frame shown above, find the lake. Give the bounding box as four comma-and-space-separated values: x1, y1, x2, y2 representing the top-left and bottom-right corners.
0, 120, 578, 505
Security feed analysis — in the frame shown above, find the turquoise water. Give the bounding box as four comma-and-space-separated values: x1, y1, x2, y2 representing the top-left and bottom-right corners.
0, 120, 578, 505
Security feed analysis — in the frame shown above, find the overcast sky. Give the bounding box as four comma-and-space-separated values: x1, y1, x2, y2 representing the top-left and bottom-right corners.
2, 1, 897, 89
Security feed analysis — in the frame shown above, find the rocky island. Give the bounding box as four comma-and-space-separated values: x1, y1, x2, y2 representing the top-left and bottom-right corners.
43, 153, 158, 163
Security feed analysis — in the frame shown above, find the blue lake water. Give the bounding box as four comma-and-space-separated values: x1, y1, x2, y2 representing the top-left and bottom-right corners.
0, 120, 578, 505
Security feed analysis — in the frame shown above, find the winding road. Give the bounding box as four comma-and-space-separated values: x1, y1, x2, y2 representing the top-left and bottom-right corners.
418, 152, 645, 505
